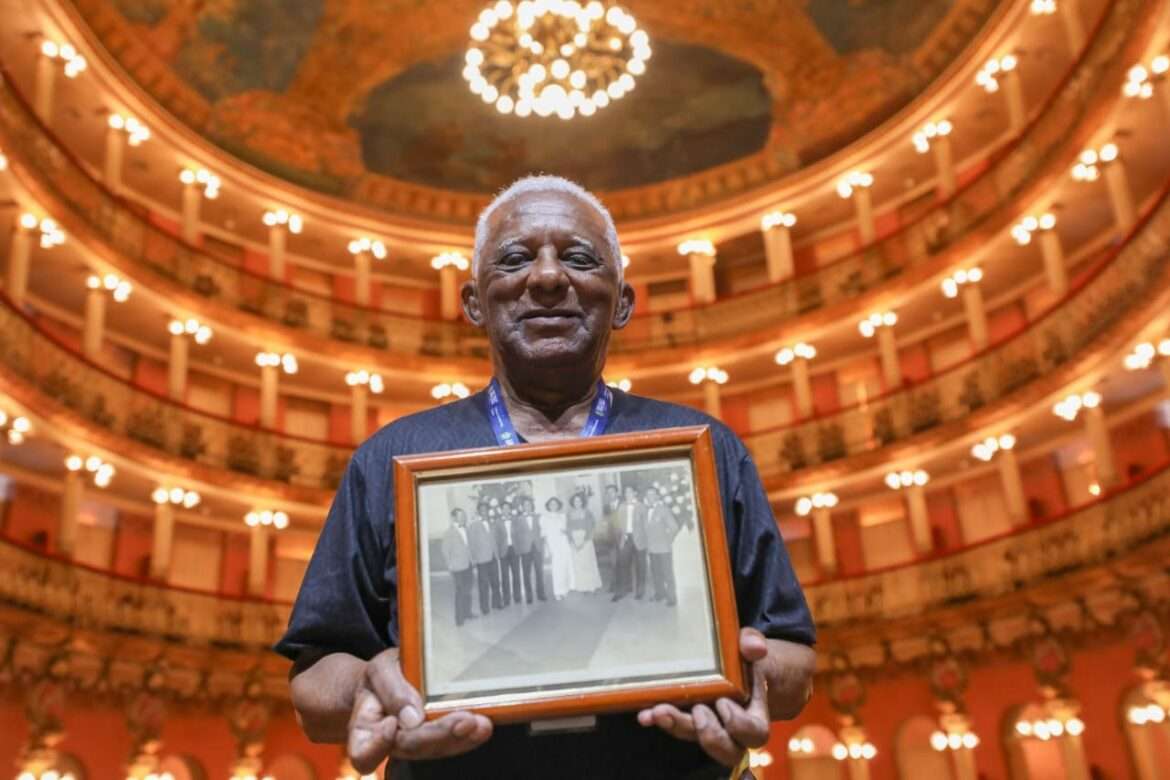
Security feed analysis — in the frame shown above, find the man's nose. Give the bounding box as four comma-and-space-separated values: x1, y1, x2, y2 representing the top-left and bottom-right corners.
527, 246, 568, 294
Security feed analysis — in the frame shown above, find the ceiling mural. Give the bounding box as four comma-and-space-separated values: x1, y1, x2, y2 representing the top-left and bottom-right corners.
350, 42, 772, 193
79, 0, 1001, 204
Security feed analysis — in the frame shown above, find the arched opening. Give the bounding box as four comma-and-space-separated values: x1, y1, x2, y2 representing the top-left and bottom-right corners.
1120, 685, 1170, 779
1002, 703, 1072, 780
788, 724, 845, 780
894, 715, 953, 779
159, 754, 207, 780
264, 753, 317, 780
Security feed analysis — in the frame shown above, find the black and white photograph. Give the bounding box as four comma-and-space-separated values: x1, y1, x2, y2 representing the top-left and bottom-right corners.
416, 457, 720, 705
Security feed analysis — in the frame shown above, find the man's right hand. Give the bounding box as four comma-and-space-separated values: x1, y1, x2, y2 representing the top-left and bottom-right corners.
347, 648, 493, 772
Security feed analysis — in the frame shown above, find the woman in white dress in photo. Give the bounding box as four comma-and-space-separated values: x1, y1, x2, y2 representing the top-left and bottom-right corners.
541, 497, 574, 600
566, 492, 603, 594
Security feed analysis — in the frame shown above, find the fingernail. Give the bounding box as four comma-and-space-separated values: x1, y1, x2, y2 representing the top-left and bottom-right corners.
400, 705, 422, 728
693, 709, 706, 728
452, 717, 474, 738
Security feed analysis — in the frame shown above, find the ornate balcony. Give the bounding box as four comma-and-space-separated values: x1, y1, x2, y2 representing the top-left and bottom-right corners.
0, 0, 1151, 363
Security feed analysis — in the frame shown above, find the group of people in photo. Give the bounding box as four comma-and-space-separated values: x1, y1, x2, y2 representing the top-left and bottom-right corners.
440, 478, 691, 627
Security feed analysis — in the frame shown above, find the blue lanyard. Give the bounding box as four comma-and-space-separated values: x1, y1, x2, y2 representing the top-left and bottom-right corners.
486, 378, 612, 446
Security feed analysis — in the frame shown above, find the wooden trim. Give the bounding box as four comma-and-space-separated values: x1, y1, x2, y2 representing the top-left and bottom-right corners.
393, 426, 747, 723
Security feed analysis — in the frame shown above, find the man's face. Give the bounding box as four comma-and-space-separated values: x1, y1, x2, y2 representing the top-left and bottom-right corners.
463, 190, 634, 370
623, 486, 637, 501
646, 490, 659, 506
452, 509, 466, 527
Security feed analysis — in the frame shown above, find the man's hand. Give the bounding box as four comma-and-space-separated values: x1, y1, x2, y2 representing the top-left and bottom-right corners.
347, 648, 493, 772
635, 628, 789, 767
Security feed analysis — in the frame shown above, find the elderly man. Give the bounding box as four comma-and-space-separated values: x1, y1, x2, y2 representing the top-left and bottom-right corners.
276, 175, 815, 779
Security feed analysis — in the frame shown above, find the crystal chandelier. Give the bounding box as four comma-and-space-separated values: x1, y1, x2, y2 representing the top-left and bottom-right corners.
463, 0, 651, 119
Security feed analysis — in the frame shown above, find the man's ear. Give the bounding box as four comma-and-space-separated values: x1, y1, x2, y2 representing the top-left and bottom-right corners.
612, 281, 636, 329
461, 279, 483, 326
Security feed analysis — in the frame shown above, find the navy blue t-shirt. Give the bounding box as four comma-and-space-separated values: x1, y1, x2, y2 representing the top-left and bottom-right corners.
275, 389, 815, 779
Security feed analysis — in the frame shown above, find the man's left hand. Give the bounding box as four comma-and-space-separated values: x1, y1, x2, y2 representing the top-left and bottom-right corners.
636, 627, 771, 767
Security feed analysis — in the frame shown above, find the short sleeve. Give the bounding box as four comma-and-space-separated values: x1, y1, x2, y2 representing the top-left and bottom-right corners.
274, 453, 397, 662
728, 452, 816, 646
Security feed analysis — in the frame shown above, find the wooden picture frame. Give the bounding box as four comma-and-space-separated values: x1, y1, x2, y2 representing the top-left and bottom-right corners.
393, 425, 747, 724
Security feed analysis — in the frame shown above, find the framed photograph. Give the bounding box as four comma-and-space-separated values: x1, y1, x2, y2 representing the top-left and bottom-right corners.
393, 425, 746, 724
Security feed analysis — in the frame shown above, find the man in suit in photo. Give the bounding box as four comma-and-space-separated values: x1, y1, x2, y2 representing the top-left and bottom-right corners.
441, 507, 475, 626
645, 487, 681, 607
494, 500, 523, 607
514, 495, 546, 604
469, 501, 501, 614
611, 485, 648, 602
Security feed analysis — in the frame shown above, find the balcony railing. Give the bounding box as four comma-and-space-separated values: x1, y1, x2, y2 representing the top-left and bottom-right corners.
1, 455, 1166, 647
0, 173, 1164, 495
742, 180, 1170, 475
807, 459, 1170, 627
0, 297, 351, 491
0, 0, 1145, 358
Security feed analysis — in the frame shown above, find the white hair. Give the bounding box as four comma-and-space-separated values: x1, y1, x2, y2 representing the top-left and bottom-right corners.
472, 175, 623, 283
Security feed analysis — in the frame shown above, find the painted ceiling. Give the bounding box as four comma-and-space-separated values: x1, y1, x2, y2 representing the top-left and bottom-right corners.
80, 0, 1002, 198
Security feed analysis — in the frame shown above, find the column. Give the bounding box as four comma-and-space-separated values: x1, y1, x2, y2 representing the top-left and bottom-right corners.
1160, 357, 1170, 393
34, 46, 57, 123
6, 216, 33, 306
932, 132, 957, 199
247, 524, 269, 597
150, 500, 175, 580
168, 328, 189, 401
432, 253, 470, 320
83, 282, 107, 359
792, 357, 813, 419
812, 506, 837, 575
951, 749, 978, 780
439, 265, 460, 320
678, 240, 717, 303
761, 212, 796, 283
837, 173, 876, 245
259, 362, 279, 429
877, 327, 902, 390
1103, 157, 1136, 233
354, 248, 372, 306
104, 119, 125, 193
268, 222, 287, 280
906, 484, 931, 554
997, 448, 1028, 525
1039, 227, 1068, 297
961, 283, 989, 351
59, 468, 82, 557
701, 380, 722, 419
1059, 0, 1086, 53
1003, 67, 1026, 133
1083, 404, 1118, 487
180, 176, 201, 244
350, 381, 369, 445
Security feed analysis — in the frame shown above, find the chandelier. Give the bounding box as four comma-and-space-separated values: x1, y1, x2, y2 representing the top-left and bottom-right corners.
463, 0, 651, 119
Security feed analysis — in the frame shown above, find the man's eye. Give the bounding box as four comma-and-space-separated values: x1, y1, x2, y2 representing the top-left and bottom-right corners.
565, 252, 597, 266
498, 252, 528, 267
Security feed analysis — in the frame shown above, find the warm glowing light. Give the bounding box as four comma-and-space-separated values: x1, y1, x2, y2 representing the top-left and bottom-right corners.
1052, 390, 1101, 421
774, 343, 816, 365
431, 252, 471, 271
169, 318, 213, 344
976, 53, 1018, 93
688, 366, 728, 385
761, 210, 797, 230
348, 236, 388, 260
971, 433, 1015, 461
858, 310, 897, 338
245, 509, 290, 530
941, 267, 982, 298
108, 113, 151, 145
1129, 703, 1167, 725
255, 351, 298, 374
836, 170, 874, 199
912, 119, 953, 153
885, 469, 929, 490
431, 382, 472, 401
677, 239, 716, 257
1011, 213, 1056, 245
1030, 0, 1057, 13
607, 377, 632, 392
794, 491, 838, 517
1072, 142, 1119, 182
262, 208, 304, 234
179, 167, 221, 198
25, 215, 66, 249
153, 486, 201, 508
346, 370, 385, 394
42, 39, 87, 78
88, 272, 132, 302
464, 1, 649, 120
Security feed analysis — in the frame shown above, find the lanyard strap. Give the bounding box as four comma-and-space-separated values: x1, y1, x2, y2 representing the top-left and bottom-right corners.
486, 378, 612, 447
